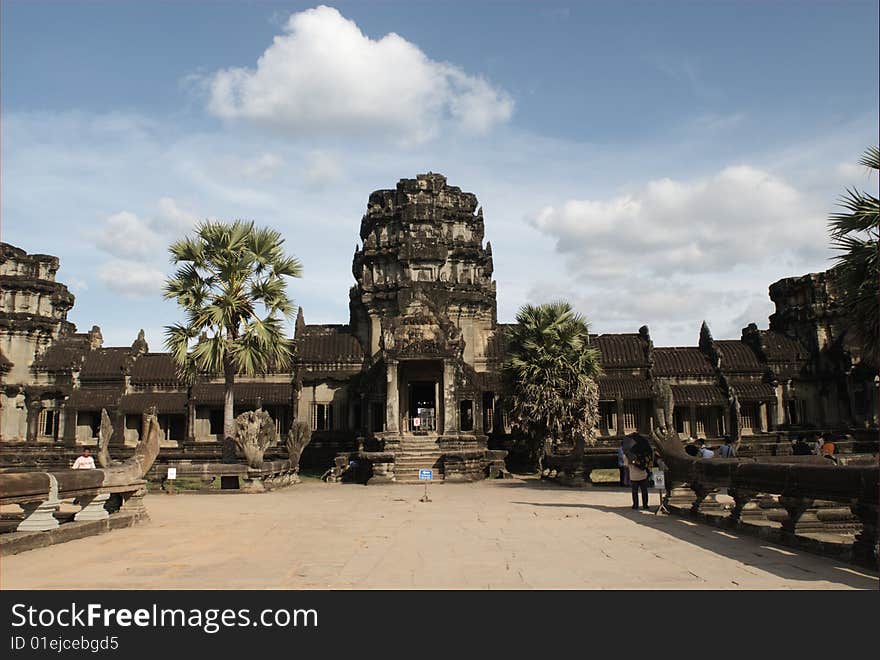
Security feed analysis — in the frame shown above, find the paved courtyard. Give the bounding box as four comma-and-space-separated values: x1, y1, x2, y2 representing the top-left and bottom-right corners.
3, 477, 877, 589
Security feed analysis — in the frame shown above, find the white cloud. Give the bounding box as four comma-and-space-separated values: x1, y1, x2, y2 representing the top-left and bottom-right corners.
205, 5, 513, 143
303, 150, 342, 187
97, 260, 166, 298
156, 196, 200, 233
91, 198, 200, 261
529, 165, 829, 279
236, 153, 285, 181
92, 211, 164, 260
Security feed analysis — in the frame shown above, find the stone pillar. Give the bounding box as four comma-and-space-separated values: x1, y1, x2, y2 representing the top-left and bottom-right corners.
63, 407, 78, 446
443, 360, 456, 434
615, 397, 625, 436
56, 404, 67, 444
111, 410, 126, 447
757, 402, 767, 433
767, 400, 777, 432
385, 360, 399, 433
186, 400, 196, 442
25, 398, 41, 444
689, 405, 697, 438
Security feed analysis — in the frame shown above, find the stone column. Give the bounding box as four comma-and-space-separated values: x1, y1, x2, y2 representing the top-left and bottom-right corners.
757, 402, 767, 432
443, 360, 456, 435
56, 404, 67, 444
25, 398, 41, 444
615, 397, 625, 436
385, 360, 399, 433
689, 405, 697, 438
186, 400, 196, 442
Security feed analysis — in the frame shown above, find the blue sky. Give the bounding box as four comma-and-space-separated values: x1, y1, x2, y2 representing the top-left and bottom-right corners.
2, 1, 878, 348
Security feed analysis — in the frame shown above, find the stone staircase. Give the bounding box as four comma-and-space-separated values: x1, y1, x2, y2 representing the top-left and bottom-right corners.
392, 436, 444, 483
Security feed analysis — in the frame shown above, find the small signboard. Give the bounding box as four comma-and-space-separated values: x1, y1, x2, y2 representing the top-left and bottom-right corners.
651, 467, 665, 491
167, 467, 177, 480
412, 417, 421, 428
418, 469, 433, 481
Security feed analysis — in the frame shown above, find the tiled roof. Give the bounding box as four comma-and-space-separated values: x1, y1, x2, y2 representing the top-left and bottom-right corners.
120, 392, 188, 413
66, 388, 122, 410
597, 376, 654, 400
191, 382, 292, 405
297, 325, 364, 363
729, 380, 776, 402
760, 331, 808, 362
715, 340, 763, 372
671, 384, 727, 406
653, 347, 714, 376
593, 334, 647, 369
130, 353, 182, 385
80, 348, 130, 381
32, 336, 90, 371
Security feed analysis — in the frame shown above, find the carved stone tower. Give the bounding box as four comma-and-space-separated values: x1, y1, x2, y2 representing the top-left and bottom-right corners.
348, 173, 498, 447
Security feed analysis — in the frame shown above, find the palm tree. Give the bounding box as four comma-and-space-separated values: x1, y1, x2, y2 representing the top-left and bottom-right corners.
503, 301, 602, 471
163, 220, 302, 447
829, 146, 879, 366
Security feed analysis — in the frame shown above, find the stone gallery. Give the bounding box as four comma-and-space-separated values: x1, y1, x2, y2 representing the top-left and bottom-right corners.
1, 173, 877, 479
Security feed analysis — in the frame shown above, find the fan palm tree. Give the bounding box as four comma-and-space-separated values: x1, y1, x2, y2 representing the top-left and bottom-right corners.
829, 146, 879, 366
503, 301, 602, 471
163, 220, 302, 446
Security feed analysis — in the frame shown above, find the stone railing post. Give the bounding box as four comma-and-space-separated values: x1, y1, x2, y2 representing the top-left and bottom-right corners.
850, 502, 879, 567
691, 484, 723, 515
727, 487, 758, 524
74, 492, 111, 522
779, 496, 817, 535
17, 474, 61, 532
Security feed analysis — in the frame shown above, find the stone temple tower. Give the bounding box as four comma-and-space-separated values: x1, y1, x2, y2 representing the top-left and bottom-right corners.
347, 173, 500, 461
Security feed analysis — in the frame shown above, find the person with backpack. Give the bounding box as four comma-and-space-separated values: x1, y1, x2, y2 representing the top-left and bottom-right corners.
719, 436, 736, 458
624, 436, 653, 510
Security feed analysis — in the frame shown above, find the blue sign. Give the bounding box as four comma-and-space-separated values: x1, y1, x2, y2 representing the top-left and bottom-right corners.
418, 469, 434, 481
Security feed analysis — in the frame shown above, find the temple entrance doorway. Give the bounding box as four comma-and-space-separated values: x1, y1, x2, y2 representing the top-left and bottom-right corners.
399, 360, 443, 433
408, 381, 437, 432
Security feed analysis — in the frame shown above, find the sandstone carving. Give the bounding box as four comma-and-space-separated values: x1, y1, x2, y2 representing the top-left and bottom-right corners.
286, 421, 312, 473
234, 409, 275, 469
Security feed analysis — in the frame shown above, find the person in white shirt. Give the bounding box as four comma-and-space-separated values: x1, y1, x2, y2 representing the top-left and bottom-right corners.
72, 448, 96, 470
697, 438, 715, 459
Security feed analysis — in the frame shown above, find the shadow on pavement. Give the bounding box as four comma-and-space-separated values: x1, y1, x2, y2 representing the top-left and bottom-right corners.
510, 499, 879, 590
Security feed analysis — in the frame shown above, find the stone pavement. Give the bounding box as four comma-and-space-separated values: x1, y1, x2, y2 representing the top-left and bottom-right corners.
2, 477, 877, 589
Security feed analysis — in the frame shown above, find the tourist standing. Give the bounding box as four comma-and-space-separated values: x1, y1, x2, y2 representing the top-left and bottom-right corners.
792, 434, 812, 455
617, 444, 630, 486
719, 436, 736, 458
624, 437, 653, 510
72, 447, 95, 470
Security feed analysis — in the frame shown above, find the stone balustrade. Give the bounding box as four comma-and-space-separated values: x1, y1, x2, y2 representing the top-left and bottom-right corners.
0, 469, 149, 555
654, 432, 879, 567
